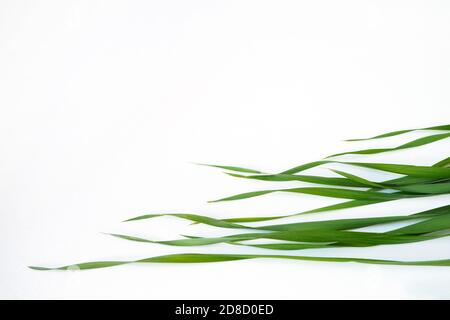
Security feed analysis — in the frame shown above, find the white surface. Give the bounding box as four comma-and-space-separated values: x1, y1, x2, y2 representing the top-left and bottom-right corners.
1, 0, 450, 299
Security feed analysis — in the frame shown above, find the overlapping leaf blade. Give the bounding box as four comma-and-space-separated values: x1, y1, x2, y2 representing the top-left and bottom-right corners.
346, 124, 450, 141
30, 253, 450, 271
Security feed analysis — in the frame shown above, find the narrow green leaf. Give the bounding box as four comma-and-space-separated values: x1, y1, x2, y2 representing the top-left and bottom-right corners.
347, 162, 450, 179
434, 156, 450, 168
328, 132, 450, 158
281, 161, 329, 174
125, 213, 245, 229
223, 200, 387, 223
196, 163, 263, 174
209, 190, 276, 202
199, 144, 450, 178
332, 169, 450, 194
388, 213, 450, 235
346, 124, 450, 141
227, 172, 369, 187
330, 169, 386, 189
29, 253, 450, 271
257, 215, 422, 232
123, 205, 450, 234
109, 226, 444, 248
231, 242, 335, 250
210, 187, 416, 203
396, 181, 450, 194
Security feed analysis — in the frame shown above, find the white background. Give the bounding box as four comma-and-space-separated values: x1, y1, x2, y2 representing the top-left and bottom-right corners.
1, 0, 450, 299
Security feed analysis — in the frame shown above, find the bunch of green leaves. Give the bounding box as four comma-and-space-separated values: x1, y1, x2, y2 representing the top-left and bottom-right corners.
31, 124, 450, 270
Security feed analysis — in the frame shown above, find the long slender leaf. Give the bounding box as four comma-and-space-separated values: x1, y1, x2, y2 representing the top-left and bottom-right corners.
433, 156, 450, 168
227, 172, 368, 187
332, 169, 450, 194
196, 163, 264, 174
209, 187, 418, 203
125, 205, 450, 234
347, 162, 450, 179
327, 132, 450, 158
388, 214, 450, 235
223, 200, 388, 223
200, 150, 450, 178
30, 253, 450, 271
108, 226, 445, 248
125, 213, 245, 229
346, 124, 450, 141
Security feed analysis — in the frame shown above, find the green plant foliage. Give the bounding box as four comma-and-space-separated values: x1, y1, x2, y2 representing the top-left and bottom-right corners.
31, 124, 450, 270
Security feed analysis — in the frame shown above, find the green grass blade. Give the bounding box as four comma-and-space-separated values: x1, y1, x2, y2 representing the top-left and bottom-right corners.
29, 253, 450, 271
347, 162, 450, 179
30, 261, 129, 271
346, 124, 450, 141
388, 214, 450, 235
222, 200, 387, 223
227, 159, 450, 188
330, 169, 387, 189
366, 155, 450, 187
124, 213, 245, 229
434, 156, 450, 167
209, 190, 277, 202
396, 181, 450, 194
231, 242, 336, 250
280, 161, 329, 174
327, 132, 450, 158
227, 172, 370, 187
109, 225, 444, 248
196, 163, 263, 174
229, 171, 440, 190
332, 169, 450, 194
258, 215, 421, 232
209, 187, 417, 203
124, 205, 450, 235
200, 141, 450, 177
201, 160, 329, 175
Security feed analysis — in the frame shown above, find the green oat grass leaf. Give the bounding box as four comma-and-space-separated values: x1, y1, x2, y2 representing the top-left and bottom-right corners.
224, 158, 450, 188
124, 205, 450, 233
209, 187, 417, 203
108, 227, 444, 248
433, 156, 450, 167
124, 213, 245, 229
222, 199, 387, 223
331, 169, 450, 194
346, 124, 450, 141
327, 132, 450, 158
388, 213, 450, 235
196, 163, 263, 174
347, 162, 450, 179
330, 169, 386, 189
226, 172, 369, 187
29, 253, 450, 271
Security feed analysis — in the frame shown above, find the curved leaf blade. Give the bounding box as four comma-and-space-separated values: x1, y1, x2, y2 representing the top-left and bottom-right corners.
30, 253, 450, 271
